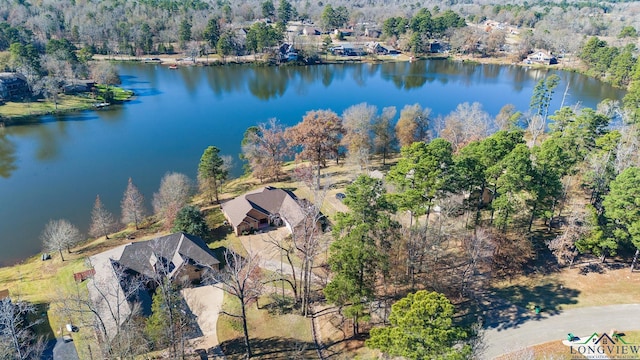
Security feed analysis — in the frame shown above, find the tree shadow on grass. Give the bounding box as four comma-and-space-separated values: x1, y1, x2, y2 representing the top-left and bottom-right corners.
218, 337, 317, 359
483, 283, 580, 331
32, 302, 55, 339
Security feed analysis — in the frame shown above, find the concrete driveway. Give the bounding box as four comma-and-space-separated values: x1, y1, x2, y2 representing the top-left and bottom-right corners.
41, 337, 79, 360
182, 285, 225, 358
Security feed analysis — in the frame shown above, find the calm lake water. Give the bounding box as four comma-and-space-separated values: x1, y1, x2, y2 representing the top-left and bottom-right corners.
0, 60, 626, 266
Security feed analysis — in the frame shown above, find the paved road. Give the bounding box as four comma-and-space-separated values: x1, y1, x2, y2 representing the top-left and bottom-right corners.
481, 304, 640, 359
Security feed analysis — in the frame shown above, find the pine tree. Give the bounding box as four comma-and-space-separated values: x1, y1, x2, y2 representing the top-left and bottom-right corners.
89, 195, 117, 239
121, 178, 146, 230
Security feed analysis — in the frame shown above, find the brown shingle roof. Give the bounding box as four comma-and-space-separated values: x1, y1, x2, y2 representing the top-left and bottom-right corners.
221, 187, 304, 230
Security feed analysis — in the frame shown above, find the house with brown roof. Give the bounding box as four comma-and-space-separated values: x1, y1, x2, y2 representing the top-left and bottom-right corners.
221, 186, 307, 236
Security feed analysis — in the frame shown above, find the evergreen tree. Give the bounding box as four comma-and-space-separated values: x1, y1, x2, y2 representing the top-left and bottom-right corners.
387, 139, 454, 228
366, 291, 471, 360
203, 18, 221, 49
89, 195, 117, 239
602, 167, 640, 270
530, 74, 560, 120
178, 18, 192, 49
198, 146, 228, 204
277, 0, 294, 23
172, 205, 210, 239
261, 0, 275, 19
324, 175, 397, 336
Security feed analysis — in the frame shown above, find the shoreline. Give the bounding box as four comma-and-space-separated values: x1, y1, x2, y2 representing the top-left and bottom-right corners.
0, 87, 134, 126
1, 52, 591, 127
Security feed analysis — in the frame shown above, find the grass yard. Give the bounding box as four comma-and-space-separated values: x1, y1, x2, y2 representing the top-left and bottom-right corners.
217, 292, 315, 359
0, 86, 133, 122
0, 254, 97, 357
0, 95, 95, 120
94, 84, 134, 102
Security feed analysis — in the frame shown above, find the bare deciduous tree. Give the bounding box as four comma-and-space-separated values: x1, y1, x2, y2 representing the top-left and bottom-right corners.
41, 219, 83, 261
342, 103, 376, 171
372, 106, 397, 165
0, 298, 45, 360
547, 211, 585, 267
292, 196, 327, 317
152, 172, 192, 228
395, 103, 430, 148
89, 194, 118, 240
60, 261, 148, 358
458, 228, 495, 297
439, 102, 490, 152
494, 104, 521, 131
91, 61, 121, 87
525, 113, 546, 147
121, 177, 146, 230
209, 249, 263, 359
263, 233, 299, 304
242, 118, 290, 182
285, 110, 343, 189
614, 124, 640, 173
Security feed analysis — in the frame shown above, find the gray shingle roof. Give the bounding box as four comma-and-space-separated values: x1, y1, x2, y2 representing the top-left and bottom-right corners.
115, 232, 219, 279
87, 232, 219, 340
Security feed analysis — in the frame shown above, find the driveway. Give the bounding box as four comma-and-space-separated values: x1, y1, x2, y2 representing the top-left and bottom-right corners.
182, 285, 225, 358
481, 304, 640, 359
239, 228, 322, 283
41, 337, 80, 360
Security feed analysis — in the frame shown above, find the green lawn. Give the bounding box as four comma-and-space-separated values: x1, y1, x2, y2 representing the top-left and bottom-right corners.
0, 95, 95, 120
0, 86, 133, 122
217, 292, 315, 359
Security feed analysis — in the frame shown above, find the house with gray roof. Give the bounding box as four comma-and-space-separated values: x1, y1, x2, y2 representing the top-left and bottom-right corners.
221, 186, 307, 236
0, 72, 30, 101
87, 232, 220, 340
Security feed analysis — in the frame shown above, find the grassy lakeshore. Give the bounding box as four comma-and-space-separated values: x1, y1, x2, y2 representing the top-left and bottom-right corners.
0, 86, 134, 125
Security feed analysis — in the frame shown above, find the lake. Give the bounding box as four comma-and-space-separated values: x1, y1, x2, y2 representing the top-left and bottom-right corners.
0, 60, 626, 266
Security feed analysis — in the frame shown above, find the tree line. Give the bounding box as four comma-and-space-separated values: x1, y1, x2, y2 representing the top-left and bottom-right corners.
579, 35, 638, 88
1, 0, 639, 69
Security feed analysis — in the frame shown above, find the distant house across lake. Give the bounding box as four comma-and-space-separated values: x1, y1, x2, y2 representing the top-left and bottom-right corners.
525, 50, 558, 65
0, 72, 30, 101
